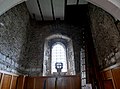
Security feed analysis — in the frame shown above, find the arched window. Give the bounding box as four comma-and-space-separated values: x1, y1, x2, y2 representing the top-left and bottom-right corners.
43, 34, 76, 76
51, 43, 67, 74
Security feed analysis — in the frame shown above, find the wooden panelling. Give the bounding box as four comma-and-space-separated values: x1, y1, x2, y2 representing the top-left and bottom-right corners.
46, 77, 55, 89
71, 76, 80, 89
0, 72, 80, 89
0, 73, 4, 89
103, 70, 112, 80
35, 77, 47, 89
57, 77, 71, 89
0, 73, 2, 84
16, 76, 25, 89
25, 77, 35, 89
24, 75, 80, 89
112, 67, 120, 89
101, 63, 120, 89
1, 74, 12, 89
0, 71, 19, 89
103, 80, 114, 89
11, 76, 17, 89
101, 72, 105, 80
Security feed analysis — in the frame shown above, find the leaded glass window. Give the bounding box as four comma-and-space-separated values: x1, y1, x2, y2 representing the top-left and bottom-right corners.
51, 43, 67, 74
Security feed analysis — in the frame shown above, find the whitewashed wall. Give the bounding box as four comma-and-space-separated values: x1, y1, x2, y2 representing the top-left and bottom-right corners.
0, 0, 27, 16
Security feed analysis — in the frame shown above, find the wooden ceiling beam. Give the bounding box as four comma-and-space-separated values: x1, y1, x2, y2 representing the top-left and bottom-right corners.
36, 0, 44, 21
51, 0, 55, 20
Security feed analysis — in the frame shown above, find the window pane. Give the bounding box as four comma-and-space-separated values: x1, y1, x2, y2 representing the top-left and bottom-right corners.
51, 43, 67, 73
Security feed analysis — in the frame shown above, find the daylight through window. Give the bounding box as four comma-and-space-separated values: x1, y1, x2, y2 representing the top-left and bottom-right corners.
51, 43, 67, 74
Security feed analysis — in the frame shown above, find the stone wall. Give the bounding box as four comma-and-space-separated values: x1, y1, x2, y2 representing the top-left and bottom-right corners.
0, 2, 30, 74
21, 21, 84, 76
88, 3, 120, 69
0, 2, 85, 75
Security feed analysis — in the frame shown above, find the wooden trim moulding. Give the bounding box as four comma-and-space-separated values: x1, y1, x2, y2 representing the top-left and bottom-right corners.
10, 75, 13, 89
0, 73, 4, 89
101, 62, 120, 72
0, 70, 18, 76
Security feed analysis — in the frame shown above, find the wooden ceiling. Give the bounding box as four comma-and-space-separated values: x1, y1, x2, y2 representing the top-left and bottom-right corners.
26, 0, 88, 21
0, 0, 120, 21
